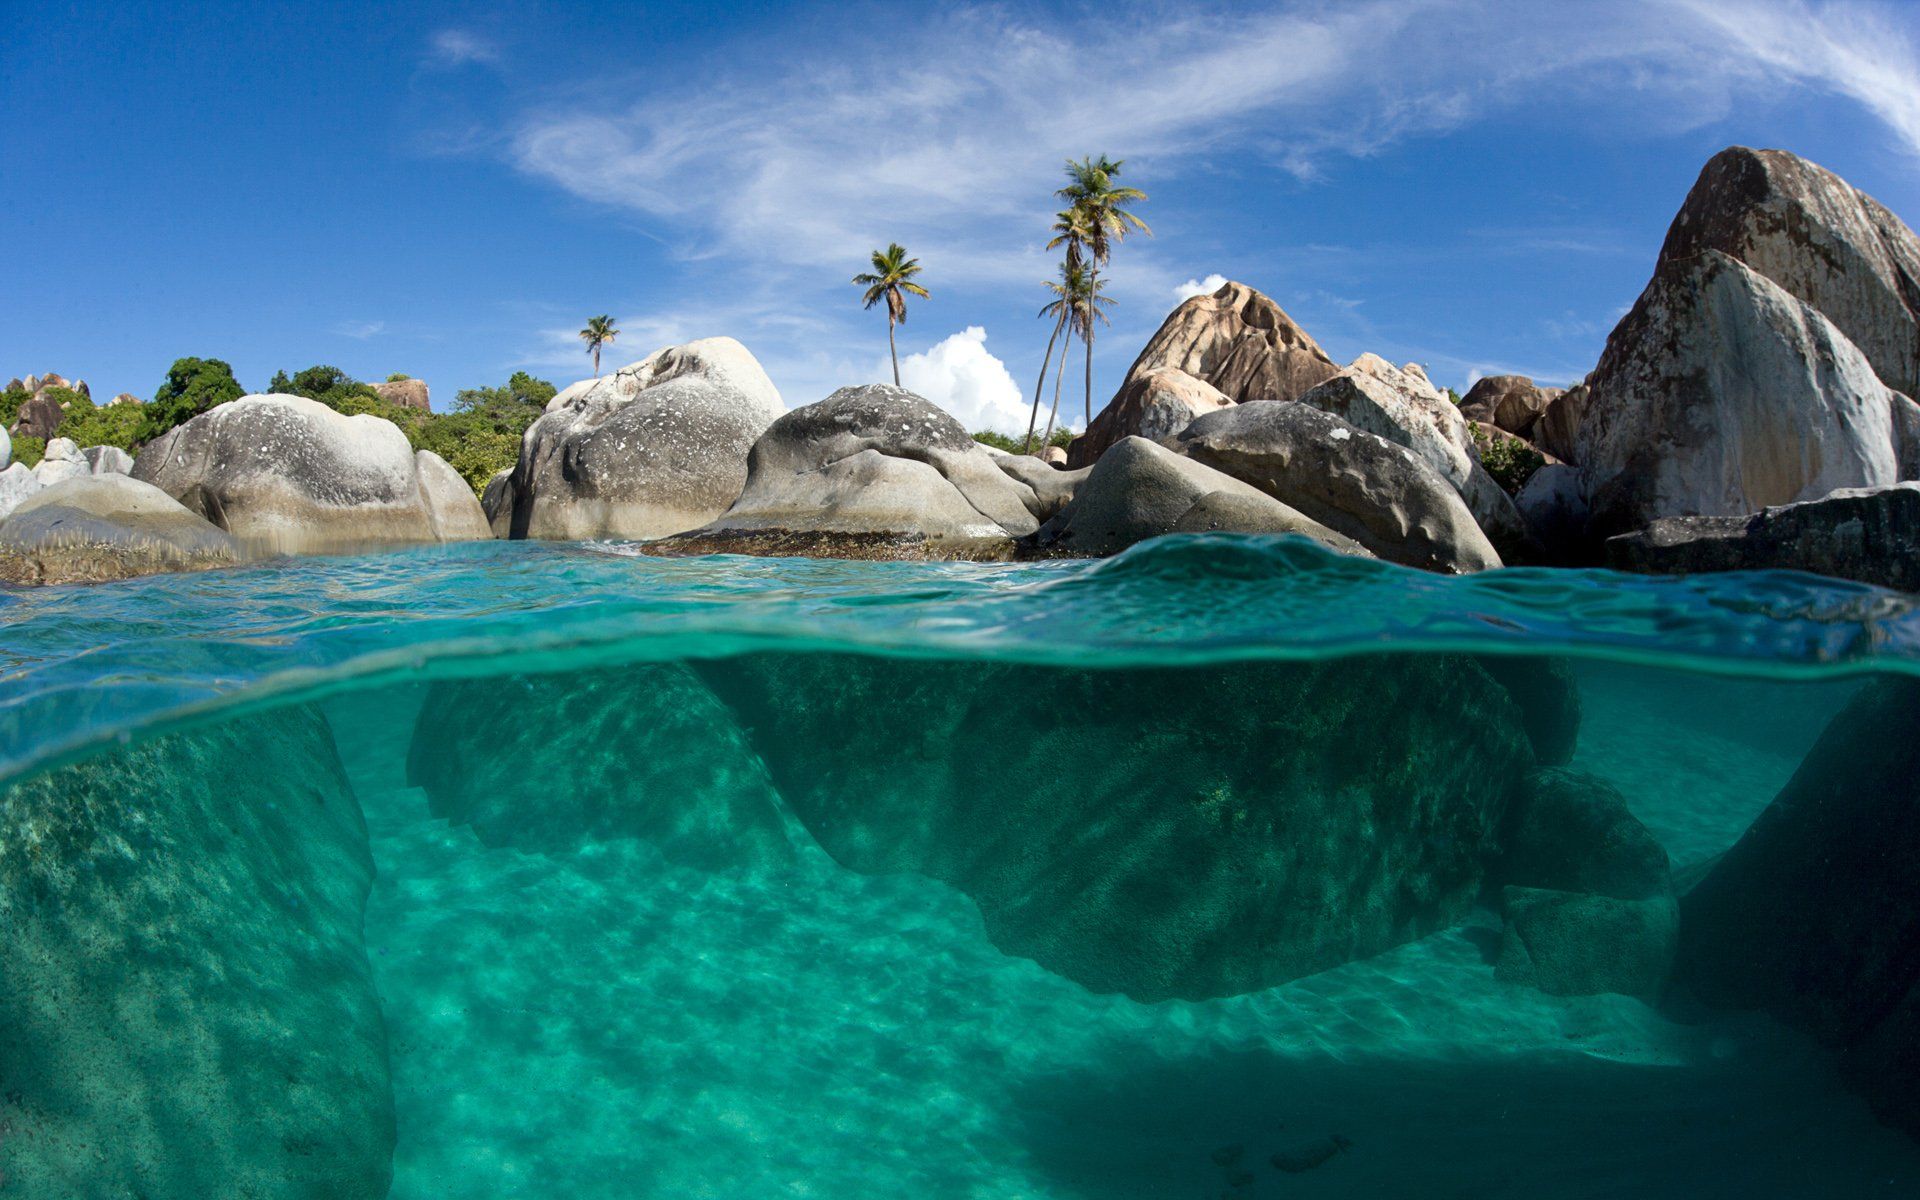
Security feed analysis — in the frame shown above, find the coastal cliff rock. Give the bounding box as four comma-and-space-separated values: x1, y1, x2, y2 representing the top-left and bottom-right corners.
371, 377, 430, 411
658, 384, 1040, 560
0, 474, 240, 585
0, 706, 395, 1197
1660, 146, 1920, 399
1678, 676, 1920, 1137
1174, 400, 1500, 573
131, 394, 491, 554
1576, 250, 1920, 537
1030, 435, 1365, 559
1067, 366, 1232, 467
508, 337, 783, 540
1608, 482, 1920, 592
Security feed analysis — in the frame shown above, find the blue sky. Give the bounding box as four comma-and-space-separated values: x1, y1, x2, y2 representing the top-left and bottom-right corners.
4, 0, 1919, 432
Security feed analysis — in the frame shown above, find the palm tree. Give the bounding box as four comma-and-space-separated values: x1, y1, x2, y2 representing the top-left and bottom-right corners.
1042, 266, 1112, 448
852, 243, 930, 385
580, 315, 619, 376
1056, 156, 1149, 425
1024, 207, 1095, 452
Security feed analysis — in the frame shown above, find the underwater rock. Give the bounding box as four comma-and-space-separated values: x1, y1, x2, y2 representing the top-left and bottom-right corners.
1496, 885, 1678, 997
1067, 365, 1234, 467
1606, 482, 1920, 593
1175, 400, 1501, 573
658, 383, 1040, 560
1679, 675, 1920, 1138
696, 652, 1536, 1001
0, 705, 394, 1197
507, 337, 784, 540
1271, 1134, 1353, 1173
0, 473, 240, 585
405, 666, 794, 869
131, 394, 490, 554
1031, 435, 1366, 559
1476, 658, 1582, 767
1496, 768, 1668, 899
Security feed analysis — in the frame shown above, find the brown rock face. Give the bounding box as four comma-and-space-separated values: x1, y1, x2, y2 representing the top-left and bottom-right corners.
1121, 280, 1340, 407
1066, 366, 1232, 468
1658, 146, 1920, 398
11, 392, 64, 439
372, 377, 431, 411
1531, 383, 1588, 463
1460, 375, 1559, 436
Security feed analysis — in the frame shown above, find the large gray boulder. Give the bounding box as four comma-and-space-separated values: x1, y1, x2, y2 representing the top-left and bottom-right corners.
1662, 146, 1920, 399
131, 394, 490, 555
30, 437, 88, 487
1607, 481, 1920, 592
480, 466, 514, 538
0, 463, 39, 520
1677, 676, 1920, 1137
1066, 365, 1231, 467
81, 444, 132, 476
1031, 435, 1366, 559
1515, 463, 1591, 564
1175, 400, 1500, 572
507, 337, 784, 540
1578, 250, 1920, 537
0, 706, 395, 1196
983, 448, 1086, 521
660, 384, 1041, 560
1115, 280, 1341, 408
0, 423, 9, 469
11, 391, 63, 439
0, 474, 240, 585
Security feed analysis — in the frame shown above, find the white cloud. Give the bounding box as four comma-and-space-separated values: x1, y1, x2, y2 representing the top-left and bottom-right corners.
333, 319, 384, 339
895, 327, 1034, 434
1173, 274, 1230, 302
427, 29, 499, 68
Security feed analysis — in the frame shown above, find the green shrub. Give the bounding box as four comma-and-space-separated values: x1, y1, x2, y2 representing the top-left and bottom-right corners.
1471, 423, 1544, 494
971, 428, 1075, 454
0, 387, 27, 427
386, 373, 411, 383
142, 357, 244, 442
9, 435, 45, 468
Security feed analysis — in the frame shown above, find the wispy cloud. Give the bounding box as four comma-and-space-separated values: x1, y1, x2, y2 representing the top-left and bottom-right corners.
426, 29, 500, 69
333, 319, 385, 339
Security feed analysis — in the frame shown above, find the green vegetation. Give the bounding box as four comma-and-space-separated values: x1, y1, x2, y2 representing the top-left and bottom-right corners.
1471, 422, 1545, 494
1446, 387, 1462, 406
52, 390, 144, 453
0, 386, 26, 428
387, 372, 411, 382
852, 243, 930, 387
972, 428, 1074, 454
9, 435, 45, 468
268, 364, 381, 408
142, 357, 245, 442
580, 315, 619, 377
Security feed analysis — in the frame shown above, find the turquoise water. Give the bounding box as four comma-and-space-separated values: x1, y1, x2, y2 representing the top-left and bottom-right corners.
4, 536, 1920, 1196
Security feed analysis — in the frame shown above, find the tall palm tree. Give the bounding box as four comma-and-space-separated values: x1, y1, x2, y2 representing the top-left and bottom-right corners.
580, 315, 619, 376
1042, 266, 1112, 448
852, 243, 930, 385
1056, 156, 1149, 425
1024, 207, 1095, 452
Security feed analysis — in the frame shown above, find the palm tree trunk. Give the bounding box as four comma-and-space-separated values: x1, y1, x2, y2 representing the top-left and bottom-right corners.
593, 344, 601, 376
1043, 328, 1072, 446
1024, 310, 1067, 453
1084, 265, 1097, 427
888, 317, 900, 386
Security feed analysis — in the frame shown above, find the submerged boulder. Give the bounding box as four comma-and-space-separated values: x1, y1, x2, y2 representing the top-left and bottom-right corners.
1117, 280, 1340, 408
1031, 435, 1365, 559
1578, 250, 1919, 537
1496, 768, 1670, 901
1496, 886, 1677, 997
659, 384, 1040, 560
0, 474, 240, 585
1175, 400, 1500, 573
1678, 676, 1920, 1136
132, 394, 491, 554
1067, 366, 1232, 468
508, 337, 784, 540
0, 706, 395, 1196
1607, 482, 1920, 592
696, 652, 1538, 1001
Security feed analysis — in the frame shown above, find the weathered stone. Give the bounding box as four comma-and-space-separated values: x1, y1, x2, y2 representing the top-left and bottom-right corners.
371, 377, 430, 411
1067, 366, 1232, 467
508, 338, 784, 540
0, 474, 240, 585
1039, 445, 1067, 466
1578, 249, 1920, 538
1661, 146, 1920, 398
110, 392, 141, 406
81, 445, 132, 476
0, 707, 395, 1197
1460, 375, 1559, 435
32, 437, 87, 487
1515, 464, 1591, 564
1607, 482, 1920, 592
0, 463, 40, 521
1496, 886, 1677, 997
1497, 768, 1669, 900
481, 467, 514, 539
1120, 280, 1340, 407
1175, 401, 1499, 573
1531, 382, 1589, 463
0, 422, 9, 470
985, 449, 1086, 522
1678, 676, 1920, 1137
11, 392, 63, 439
1476, 659, 1582, 767
1031, 436, 1365, 559
132, 394, 490, 555
658, 384, 1038, 561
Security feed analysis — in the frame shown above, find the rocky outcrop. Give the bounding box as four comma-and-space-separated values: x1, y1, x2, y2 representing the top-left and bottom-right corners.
11, 391, 64, 439
131, 394, 491, 555
1030, 435, 1365, 559
0, 474, 240, 585
1531, 382, 1588, 463
984, 449, 1086, 522
1460, 375, 1561, 436
1066, 366, 1232, 468
82, 444, 133, 476
508, 337, 783, 540
1577, 250, 1920, 537
1661, 146, 1920, 399
371, 377, 430, 411
1678, 677, 1920, 1137
110, 392, 141, 406
0, 706, 395, 1196
1117, 280, 1340, 407
1607, 481, 1920, 592
658, 384, 1040, 560
1174, 401, 1500, 573
481, 467, 514, 539
31, 437, 88, 487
